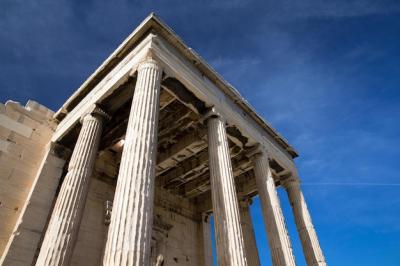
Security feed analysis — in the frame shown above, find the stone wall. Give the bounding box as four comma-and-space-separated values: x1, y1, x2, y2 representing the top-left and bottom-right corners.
71, 178, 115, 266
69, 185, 204, 266
0, 100, 56, 263
152, 188, 204, 266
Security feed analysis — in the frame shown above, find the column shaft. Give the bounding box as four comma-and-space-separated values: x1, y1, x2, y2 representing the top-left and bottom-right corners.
284, 180, 326, 266
36, 110, 105, 266
253, 152, 295, 266
103, 59, 162, 266
239, 200, 261, 266
200, 214, 213, 266
207, 115, 247, 266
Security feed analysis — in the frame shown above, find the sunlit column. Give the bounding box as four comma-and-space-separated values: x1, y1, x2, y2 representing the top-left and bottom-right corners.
36, 106, 108, 266
282, 178, 326, 266
207, 109, 247, 266
239, 199, 261, 266
103, 58, 162, 266
251, 147, 296, 266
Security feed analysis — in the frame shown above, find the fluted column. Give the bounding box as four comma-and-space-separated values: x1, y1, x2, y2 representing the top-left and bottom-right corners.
103, 59, 162, 266
36, 106, 108, 266
283, 178, 326, 266
200, 213, 213, 266
239, 199, 261, 266
207, 110, 247, 266
252, 149, 295, 266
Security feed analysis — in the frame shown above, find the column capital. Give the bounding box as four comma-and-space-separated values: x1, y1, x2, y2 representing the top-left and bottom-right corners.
281, 177, 301, 190
246, 144, 269, 159
129, 54, 162, 77
80, 104, 110, 123
138, 58, 162, 72
202, 106, 226, 124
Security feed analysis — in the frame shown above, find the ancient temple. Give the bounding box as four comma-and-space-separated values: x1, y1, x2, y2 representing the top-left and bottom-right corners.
0, 13, 325, 266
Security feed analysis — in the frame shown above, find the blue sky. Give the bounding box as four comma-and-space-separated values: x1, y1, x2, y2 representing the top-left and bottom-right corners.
1, 1, 400, 265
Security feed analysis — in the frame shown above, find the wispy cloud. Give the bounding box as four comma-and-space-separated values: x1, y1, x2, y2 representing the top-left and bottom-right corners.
304, 185, 400, 232
302, 182, 400, 186
207, 0, 254, 9
267, 0, 400, 20
1, 2, 400, 262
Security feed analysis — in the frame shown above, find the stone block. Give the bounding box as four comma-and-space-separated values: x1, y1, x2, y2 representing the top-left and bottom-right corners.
0, 127, 12, 139
0, 114, 32, 138
0, 168, 34, 190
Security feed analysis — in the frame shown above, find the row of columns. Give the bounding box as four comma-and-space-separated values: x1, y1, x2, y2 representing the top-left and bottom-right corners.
35, 58, 325, 266
239, 199, 261, 266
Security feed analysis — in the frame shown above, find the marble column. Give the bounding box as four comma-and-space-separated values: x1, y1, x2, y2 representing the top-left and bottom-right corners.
200, 213, 213, 266
103, 58, 162, 266
36, 106, 108, 266
239, 199, 261, 266
252, 149, 296, 266
282, 178, 326, 266
207, 110, 247, 266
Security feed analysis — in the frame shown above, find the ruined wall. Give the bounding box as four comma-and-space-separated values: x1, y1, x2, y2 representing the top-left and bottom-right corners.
152, 188, 204, 266
71, 178, 115, 266
70, 185, 205, 266
1, 143, 67, 266
0, 100, 56, 262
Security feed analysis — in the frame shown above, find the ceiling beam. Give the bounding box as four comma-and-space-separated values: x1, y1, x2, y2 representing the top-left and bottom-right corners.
156, 128, 207, 174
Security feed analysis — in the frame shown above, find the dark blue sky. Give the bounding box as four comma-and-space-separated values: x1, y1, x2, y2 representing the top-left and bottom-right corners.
1, 1, 400, 265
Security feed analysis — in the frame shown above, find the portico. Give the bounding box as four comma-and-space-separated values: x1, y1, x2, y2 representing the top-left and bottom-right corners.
0, 13, 325, 266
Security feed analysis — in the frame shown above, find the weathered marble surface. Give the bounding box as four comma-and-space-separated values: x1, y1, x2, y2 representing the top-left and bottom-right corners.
103, 59, 162, 266
207, 113, 248, 266
36, 109, 106, 266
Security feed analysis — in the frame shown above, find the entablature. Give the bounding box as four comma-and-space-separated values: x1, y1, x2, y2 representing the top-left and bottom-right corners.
52, 14, 300, 187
